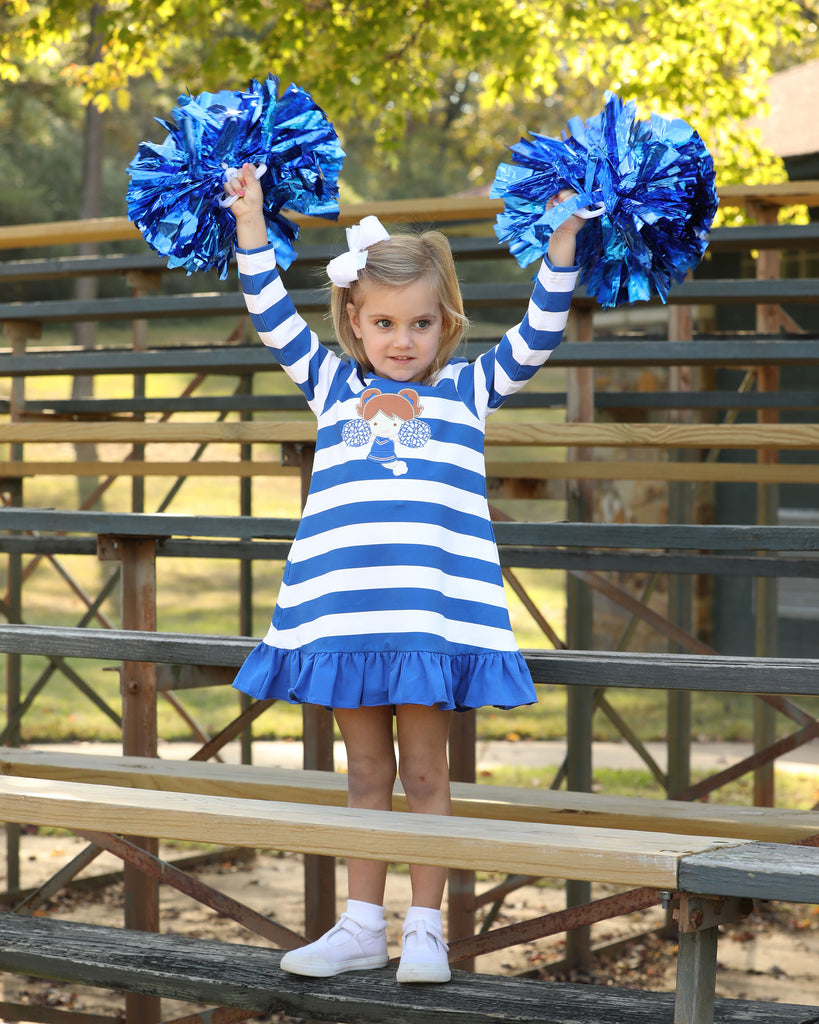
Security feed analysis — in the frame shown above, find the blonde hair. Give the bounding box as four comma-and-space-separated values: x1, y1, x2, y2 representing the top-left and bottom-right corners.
330, 230, 468, 384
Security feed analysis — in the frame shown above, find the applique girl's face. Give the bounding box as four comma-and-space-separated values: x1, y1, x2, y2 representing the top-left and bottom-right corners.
347, 278, 443, 383
369, 411, 403, 438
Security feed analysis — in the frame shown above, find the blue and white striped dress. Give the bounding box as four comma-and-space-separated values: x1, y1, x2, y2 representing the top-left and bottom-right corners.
232, 243, 579, 711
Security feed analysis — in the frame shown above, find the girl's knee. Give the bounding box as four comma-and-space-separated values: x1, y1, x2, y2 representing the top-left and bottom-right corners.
347, 751, 397, 799
398, 760, 449, 803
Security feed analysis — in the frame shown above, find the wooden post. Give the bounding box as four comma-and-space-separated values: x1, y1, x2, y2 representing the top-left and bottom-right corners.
126, 270, 160, 515
667, 303, 694, 802
565, 306, 594, 969
751, 200, 780, 808
285, 441, 337, 939
448, 709, 476, 970
3, 322, 37, 892
238, 373, 255, 766
98, 533, 161, 1024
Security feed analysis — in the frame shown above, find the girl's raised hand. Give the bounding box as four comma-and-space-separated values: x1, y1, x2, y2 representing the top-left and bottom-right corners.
226, 163, 268, 250
224, 163, 265, 217
546, 189, 587, 268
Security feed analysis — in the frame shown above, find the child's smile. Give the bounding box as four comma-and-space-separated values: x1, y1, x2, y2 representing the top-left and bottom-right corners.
347, 278, 443, 383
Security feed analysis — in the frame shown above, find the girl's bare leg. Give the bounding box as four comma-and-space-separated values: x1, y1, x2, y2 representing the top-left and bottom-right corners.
395, 704, 453, 909
334, 704, 397, 906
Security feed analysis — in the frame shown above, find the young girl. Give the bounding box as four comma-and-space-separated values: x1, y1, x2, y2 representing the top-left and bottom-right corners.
226, 164, 585, 983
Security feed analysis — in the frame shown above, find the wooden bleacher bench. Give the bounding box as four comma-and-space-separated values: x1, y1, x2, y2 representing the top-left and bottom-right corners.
2, 745, 819, 846
0, 762, 818, 1023
0, 915, 811, 1024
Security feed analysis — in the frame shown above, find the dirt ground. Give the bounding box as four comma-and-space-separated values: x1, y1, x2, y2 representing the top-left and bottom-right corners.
2, 831, 818, 1022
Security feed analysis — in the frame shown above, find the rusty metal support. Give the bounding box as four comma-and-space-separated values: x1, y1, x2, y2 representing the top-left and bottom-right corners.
448, 886, 663, 963
0, 1000, 115, 1023
677, 717, 819, 802
79, 830, 306, 949
160, 1007, 264, 1024
189, 698, 275, 762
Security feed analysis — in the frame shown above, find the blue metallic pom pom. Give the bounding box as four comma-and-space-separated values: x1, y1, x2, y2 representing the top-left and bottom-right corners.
126, 75, 345, 278
490, 93, 719, 308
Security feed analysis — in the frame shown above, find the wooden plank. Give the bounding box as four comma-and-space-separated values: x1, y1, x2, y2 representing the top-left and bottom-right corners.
2, 181, 817, 248
679, 843, 819, 902
0, 419, 817, 448
0, 775, 743, 887
2, 223, 818, 284
486, 460, 819, 484
18, 388, 819, 415
0, 625, 817, 694
0, 508, 302, 540
0, 461, 301, 478
3, 277, 819, 324
3, 458, 816, 484
4, 748, 818, 844
1, 509, 816, 552
2, 339, 819, 378
0, 916, 804, 1024
522, 648, 819, 695
0, 623, 255, 665
718, 180, 819, 207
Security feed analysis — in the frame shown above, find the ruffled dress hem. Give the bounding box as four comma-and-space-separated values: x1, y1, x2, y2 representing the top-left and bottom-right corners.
232, 642, 537, 712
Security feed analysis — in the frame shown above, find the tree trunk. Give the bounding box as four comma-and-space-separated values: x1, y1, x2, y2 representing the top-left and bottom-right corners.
72, 8, 106, 508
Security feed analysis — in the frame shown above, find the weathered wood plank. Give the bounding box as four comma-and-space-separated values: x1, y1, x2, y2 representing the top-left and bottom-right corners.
2, 339, 819, 378
680, 843, 819, 903
4, 748, 818, 844
0, 624, 817, 695
1, 419, 818, 448
0, 916, 807, 1024
0, 775, 743, 887
3, 223, 818, 282
0, 460, 301, 478
486, 460, 819, 484
0, 534, 816, 578
3, 508, 817, 551
1, 458, 816, 485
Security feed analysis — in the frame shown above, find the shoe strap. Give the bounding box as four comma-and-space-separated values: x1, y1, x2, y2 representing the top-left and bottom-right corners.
403, 917, 449, 951
338, 911, 387, 935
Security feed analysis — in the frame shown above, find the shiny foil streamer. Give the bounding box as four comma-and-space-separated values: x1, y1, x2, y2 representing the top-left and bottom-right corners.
126, 75, 345, 277
491, 93, 719, 308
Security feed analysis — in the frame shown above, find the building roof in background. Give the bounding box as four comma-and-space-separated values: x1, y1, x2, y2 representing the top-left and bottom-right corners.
751, 59, 819, 158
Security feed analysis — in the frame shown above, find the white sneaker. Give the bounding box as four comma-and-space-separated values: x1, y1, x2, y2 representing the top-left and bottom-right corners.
396, 917, 451, 983
280, 913, 389, 977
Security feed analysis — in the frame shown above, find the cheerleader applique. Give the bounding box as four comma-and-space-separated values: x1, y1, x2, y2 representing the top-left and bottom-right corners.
341, 387, 431, 476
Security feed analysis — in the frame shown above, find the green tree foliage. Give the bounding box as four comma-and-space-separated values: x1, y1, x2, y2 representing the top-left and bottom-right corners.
1, 0, 817, 201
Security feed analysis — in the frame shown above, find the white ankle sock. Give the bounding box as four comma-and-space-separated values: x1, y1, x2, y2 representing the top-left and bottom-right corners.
346, 899, 386, 930
404, 905, 443, 932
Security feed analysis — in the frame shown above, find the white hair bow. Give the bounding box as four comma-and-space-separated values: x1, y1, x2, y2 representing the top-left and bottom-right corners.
326, 215, 391, 287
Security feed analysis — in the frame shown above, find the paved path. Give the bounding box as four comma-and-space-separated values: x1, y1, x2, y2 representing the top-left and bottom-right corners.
39, 737, 819, 775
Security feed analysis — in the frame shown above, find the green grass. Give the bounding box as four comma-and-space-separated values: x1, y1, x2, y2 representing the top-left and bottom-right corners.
478, 763, 819, 810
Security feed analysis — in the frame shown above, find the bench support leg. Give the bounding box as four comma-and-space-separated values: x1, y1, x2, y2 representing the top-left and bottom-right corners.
674, 922, 718, 1024
673, 894, 752, 1024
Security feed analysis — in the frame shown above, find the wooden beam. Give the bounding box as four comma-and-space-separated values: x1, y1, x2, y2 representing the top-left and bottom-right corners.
2, 748, 817, 844
0, 774, 742, 888
0, 420, 817, 448
0, 915, 802, 1024
3, 183, 819, 250
2, 458, 815, 483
